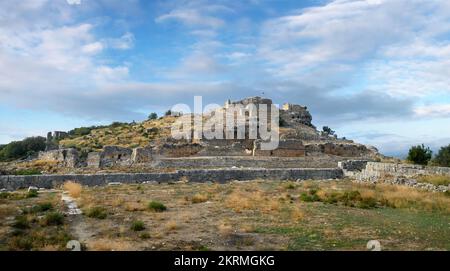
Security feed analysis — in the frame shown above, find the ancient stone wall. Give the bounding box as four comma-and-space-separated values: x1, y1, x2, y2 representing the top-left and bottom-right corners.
357, 162, 450, 181
156, 143, 203, 158
100, 146, 133, 167
0, 168, 343, 190
45, 131, 69, 151
153, 156, 342, 169
337, 160, 369, 178
131, 147, 153, 163
38, 148, 78, 168
339, 161, 450, 192
254, 139, 305, 157
305, 142, 373, 157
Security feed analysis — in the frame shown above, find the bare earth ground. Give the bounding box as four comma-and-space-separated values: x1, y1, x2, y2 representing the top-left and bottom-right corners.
0, 179, 449, 251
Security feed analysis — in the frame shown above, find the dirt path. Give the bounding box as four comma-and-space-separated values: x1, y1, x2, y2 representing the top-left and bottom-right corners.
61, 193, 96, 246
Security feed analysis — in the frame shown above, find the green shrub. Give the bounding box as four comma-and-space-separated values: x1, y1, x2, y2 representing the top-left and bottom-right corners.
9, 236, 33, 250
27, 190, 39, 198
407, 144, 432, 165
13, 216, 30, 229
341, 191, 362, 206
22, 202, 53, 214
86, 207, 107, 219
148, 201, 167, 212
13, 168, 42, 176
357, 197, 378, 209
110, 122, 127, 128
131, 220, 145, 231
0, 192, 9, 199
300, 192, 320, 202
148, 113, 158, 120
285, 183, 296, 190
322, 192, 339, 204
43, 212, 64, 226
37, 202, 53, 212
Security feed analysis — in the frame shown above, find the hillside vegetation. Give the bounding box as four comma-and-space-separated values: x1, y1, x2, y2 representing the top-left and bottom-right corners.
59, 117, 177, 152
0, 137, 46, 162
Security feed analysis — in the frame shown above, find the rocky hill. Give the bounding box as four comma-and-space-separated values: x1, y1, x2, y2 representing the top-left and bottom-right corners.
1, 97, 383, 174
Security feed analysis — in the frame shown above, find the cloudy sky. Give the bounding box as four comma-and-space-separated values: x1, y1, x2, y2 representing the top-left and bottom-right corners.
1, 0, 450, 157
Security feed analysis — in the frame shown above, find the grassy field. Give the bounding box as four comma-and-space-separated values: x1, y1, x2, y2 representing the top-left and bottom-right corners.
0, 180, 449, 251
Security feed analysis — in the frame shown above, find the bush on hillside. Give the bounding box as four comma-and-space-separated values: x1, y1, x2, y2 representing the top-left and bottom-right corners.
407, 144, 432, 165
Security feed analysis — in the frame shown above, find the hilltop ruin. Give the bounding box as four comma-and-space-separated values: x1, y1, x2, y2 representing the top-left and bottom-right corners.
35, 97, 380, 170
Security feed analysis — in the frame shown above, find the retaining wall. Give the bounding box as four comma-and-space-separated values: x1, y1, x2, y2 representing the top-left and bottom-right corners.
339, 161, 450, 181
0, 168, 343, 190
153, 156, 342, 169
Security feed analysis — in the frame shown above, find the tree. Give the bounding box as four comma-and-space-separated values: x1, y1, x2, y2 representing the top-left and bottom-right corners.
407, 144, 432, 165
433, 144, 450, 167
164, 110, 172, 116
22, 137, 46, 152
322, 126, 335, 136
148, 112, 158, 120
0, 137, 46, 161
69, 127, 92, 136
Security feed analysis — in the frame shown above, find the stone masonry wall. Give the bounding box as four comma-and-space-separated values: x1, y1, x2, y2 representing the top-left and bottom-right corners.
153, 156, 342, 169
357, 162, 450, 181
0, 168, 343, 190
339, 161, 450, 192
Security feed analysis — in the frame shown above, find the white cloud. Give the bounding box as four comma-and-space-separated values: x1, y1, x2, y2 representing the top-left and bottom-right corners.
67, 0, 81, 5
414, 104, 450, 118
94, 66, 130, 82
82, 42, 104, 54
156, 9, 225, 28
259, 0, 450, 85
107, 32, 135, 50
155, 2, 234, 29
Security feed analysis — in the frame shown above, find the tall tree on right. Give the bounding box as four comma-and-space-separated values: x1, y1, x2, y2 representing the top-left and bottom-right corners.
433, 144, 450, 167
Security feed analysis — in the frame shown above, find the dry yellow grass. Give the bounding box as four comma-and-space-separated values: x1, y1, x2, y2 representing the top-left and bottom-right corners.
374, 184, 450, 212
240, 224, 254, 233
191, 193, 208, 203
315, 182, 450, 212
225, 188, 281, 214
217, 222, 233, 236
417, 175, 450, 186
63, 181, 82, 198
111, 197, 126, 207
125, 202, 145, 212
165, 220, 178, 231
290, 206, 305, 222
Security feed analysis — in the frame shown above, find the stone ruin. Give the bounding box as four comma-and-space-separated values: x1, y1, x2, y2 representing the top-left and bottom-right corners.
45, 131, 69, 151
36, 97, 380, 169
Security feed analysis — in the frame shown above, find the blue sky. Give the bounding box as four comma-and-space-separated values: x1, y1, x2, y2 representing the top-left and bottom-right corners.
1, 0, 450, 157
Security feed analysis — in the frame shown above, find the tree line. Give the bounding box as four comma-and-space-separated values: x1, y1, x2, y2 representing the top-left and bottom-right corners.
407, 144, 450, 167
0, 137, 46, 162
